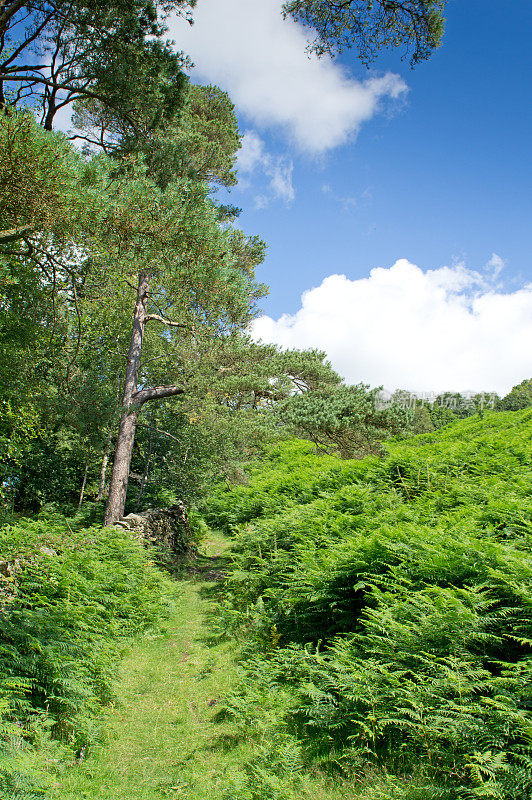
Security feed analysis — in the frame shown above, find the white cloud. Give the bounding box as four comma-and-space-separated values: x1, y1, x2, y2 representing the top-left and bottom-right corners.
486, 252, 505, 280
251, 259, 532, 395
268, 159, 295, 203
238, 131, 295, 206
253, 194, 270, 210
170, 0, 407, 153
236, 131, 262, 171
51, 103, 74, 134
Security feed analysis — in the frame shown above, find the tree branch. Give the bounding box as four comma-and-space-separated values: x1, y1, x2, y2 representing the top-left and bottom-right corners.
133, 385, 186, 405
0, 224, 36, 242
137, 422, 182, 444
0, 73, 139, 129
0, 0, 25, 35
145, 313, 189, 329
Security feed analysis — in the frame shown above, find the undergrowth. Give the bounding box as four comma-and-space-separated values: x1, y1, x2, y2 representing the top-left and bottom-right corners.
3, 410, 531, 799
204, 410, 532, 799
0, 513, 176, 797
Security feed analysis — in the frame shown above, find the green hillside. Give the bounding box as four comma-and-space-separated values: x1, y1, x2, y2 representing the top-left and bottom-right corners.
2, 410, 532, 799
203, 410, 532, 798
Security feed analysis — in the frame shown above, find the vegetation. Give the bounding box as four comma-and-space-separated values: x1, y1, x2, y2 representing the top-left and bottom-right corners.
277, 384, 409, 459
204, 410, 532, 798
0, 0, 450, 522
0, 0, 194, 131
45, 532, 352, 800
3, 2, 531, 799
4, 407, 532, 798
0, 508, 177, 797
497, 379, 532, 412
283, 0, 446, 66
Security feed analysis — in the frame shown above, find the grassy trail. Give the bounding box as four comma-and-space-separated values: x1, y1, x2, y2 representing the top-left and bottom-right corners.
50, 531, 246, 800
50, 531, 349, 800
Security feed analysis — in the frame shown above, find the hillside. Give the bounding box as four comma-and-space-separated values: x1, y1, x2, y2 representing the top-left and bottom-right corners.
2, 410, 532, 799
200, 410, 532, 798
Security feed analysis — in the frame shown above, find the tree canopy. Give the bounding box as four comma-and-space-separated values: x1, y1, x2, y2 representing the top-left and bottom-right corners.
0, 0, 193, 129
0, 0, 449, 522
498, 378, 532, 411
283, 0, 446, 66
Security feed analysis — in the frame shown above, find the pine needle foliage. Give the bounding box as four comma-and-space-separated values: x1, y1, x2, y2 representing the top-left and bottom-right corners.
207, 410, 532, 798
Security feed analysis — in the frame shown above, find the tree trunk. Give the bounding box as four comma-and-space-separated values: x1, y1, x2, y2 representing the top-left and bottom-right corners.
104, 272, 150, 525
97, 372, 121, 501
43, 98, 56, 131
104, 409, 140, 524
103, 273, 187, 526
136, 424, 153, 511
96, 447, 110, 501
77, 451, 91, 510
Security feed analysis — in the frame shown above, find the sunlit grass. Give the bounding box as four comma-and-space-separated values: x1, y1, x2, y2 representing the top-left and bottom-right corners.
47, 532, 352, 799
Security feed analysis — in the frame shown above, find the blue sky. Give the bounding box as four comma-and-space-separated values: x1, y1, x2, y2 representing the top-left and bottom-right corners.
171, 0, 532, 393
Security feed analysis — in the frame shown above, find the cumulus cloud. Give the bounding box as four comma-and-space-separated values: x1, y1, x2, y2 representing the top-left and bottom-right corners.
170, 0, 407, 153
238, 131, 295, 207
251, 259, 532, 395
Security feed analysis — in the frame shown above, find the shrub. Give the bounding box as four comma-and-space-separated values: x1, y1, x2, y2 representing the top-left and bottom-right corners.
209, 410, 532, 798
0, 517, 175, 791
200, 439, 371, 534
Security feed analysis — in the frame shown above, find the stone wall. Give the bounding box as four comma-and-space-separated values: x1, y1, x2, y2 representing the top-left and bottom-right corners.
114, 502, 197, 558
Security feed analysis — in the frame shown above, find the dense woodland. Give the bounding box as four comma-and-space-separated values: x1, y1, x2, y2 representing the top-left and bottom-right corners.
1, 0, 532, 798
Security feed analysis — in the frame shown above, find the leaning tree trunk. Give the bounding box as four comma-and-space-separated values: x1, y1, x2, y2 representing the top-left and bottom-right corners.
104, 273, 150, 526
103, 273, 187, 526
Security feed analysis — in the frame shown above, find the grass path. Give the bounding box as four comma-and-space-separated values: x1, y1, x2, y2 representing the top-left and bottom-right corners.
50, 531, 350, 800
50, 531, 247, 800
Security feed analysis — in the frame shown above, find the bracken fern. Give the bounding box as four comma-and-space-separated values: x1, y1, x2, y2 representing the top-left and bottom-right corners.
208, 410, 532, 798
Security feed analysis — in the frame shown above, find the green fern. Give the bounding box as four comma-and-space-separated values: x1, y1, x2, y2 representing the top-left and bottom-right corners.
206, 410, 532, 797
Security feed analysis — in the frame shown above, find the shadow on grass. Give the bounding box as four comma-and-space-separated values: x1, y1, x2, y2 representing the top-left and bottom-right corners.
191, 543, 236, 644
206, 731, 246, 753
189, 549, 233, 584
153, 545, 232, 583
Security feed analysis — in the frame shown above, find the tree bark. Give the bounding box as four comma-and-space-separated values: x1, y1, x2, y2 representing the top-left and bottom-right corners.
104, 408, 140, 524
136, 425, 153, 511
0, 224, 36, 243
104, 272, 150, 525
103, 272, 188, 526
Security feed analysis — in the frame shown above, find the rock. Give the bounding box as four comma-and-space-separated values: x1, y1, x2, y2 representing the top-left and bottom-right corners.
115, 504, 196, 559
115, 514, 147, 530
